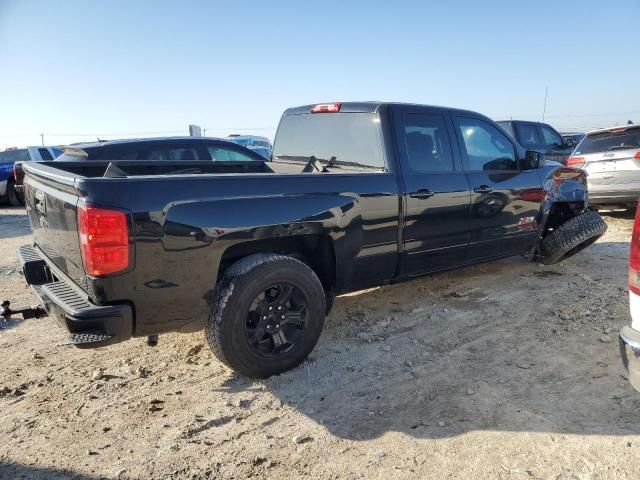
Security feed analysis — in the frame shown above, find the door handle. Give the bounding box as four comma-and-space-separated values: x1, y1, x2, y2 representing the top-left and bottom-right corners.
474, 185, 494, 194
410, 189, 435, 199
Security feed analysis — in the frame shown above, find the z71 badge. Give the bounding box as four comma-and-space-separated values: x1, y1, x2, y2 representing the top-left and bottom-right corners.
518, 216, 537, 230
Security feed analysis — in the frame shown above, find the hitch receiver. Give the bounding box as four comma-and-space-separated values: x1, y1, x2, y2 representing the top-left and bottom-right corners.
1, 300, 48, 321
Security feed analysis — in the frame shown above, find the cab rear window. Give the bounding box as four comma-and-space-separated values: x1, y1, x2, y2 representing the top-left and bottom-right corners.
273, 113, 386, 171
575, 127, 640, 155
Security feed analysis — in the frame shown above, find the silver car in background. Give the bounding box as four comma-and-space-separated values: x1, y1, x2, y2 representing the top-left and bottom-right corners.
567, 125, 640, 209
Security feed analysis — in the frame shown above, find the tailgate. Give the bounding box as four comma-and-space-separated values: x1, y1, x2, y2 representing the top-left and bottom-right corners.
24, 169, 87, 290
584, 149, 640, 188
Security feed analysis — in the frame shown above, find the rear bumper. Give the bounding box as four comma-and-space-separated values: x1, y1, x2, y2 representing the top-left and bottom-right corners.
620, 326, 640, 392
17, 244, 133, 348
589, 189, 640, 206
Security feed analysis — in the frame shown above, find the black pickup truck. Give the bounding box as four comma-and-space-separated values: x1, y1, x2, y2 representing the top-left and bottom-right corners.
12, 102, 607, 378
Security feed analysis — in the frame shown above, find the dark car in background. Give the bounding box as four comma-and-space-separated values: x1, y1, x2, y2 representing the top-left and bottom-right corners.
497, 120, 575, 165
13, 137, 265, 204
561, 132, 585, 147
58, 137, 266, 162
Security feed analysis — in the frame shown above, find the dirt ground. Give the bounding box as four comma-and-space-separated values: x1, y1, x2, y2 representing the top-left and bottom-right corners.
0, 205, 638, 480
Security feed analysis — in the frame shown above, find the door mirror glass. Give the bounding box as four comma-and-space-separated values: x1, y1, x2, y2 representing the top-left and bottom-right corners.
524, 150, 545, 169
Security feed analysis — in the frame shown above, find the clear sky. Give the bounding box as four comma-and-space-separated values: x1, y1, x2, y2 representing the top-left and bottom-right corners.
1, 0, 638, 148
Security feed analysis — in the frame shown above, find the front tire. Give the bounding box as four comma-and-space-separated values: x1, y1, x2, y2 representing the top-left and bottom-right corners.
538, 209, 607, 265
206, 254, 326, 378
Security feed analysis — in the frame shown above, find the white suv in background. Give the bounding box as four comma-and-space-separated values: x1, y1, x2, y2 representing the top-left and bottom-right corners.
621, 203, 640, 391
567, 125, 640, 210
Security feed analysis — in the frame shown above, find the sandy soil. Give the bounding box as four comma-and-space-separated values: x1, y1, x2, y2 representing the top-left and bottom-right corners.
0, 205, 638, 480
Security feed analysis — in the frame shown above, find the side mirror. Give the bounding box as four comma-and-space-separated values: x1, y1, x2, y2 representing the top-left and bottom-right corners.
524, 150, 545, 169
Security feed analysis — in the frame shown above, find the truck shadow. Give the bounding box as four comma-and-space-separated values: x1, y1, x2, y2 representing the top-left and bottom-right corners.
258, 240, 640, 440
0, 462, 103, 479
0, 207, 31, 240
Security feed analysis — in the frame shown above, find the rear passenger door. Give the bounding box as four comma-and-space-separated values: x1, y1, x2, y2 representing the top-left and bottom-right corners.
394, 106, 471, 275
453, 116, 543, 260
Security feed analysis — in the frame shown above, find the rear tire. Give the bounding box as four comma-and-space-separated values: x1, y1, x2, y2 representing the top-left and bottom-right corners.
7, 181, 22, 207
206, 254, 326, 378
538, 209, 607, 265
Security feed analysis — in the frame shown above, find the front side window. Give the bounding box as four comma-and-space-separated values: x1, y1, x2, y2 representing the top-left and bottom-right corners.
457, 117, 517, 171
516, 123, 542, 148
207, 146, 258, 161
273, 112, 386, 171
541, 125, 563, 148
400, 113, 454, 172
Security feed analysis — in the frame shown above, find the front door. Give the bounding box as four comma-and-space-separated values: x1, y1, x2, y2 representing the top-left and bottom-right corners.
453, 115, 543, 260
540, 123, 572, 164
394, 106, 471, 276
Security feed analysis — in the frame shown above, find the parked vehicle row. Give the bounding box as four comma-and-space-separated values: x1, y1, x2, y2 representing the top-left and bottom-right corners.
9, 101, 606, 378
0, 147, 62, 205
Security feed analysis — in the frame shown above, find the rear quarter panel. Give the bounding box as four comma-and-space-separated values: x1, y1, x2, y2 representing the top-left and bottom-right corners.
81, 172, 399, 336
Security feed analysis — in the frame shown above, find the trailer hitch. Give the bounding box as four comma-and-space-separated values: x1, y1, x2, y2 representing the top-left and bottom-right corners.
1, 300, 48, 325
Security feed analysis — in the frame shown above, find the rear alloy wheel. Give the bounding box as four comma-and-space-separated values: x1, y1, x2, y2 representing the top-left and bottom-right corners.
7, 181, 22, 207
538, 209, 607, 265
206, 254, 326, 378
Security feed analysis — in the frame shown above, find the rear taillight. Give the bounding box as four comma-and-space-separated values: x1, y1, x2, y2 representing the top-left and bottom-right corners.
78, 206, 129, 277
566, 156, 585, 167
12, 163, 17, 181
634, 152, 640, 160
629, 201, 640, 295
310, 103, 341, 113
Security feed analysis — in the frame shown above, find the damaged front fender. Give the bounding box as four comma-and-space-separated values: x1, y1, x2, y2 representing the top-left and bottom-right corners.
537, 165, 589, 234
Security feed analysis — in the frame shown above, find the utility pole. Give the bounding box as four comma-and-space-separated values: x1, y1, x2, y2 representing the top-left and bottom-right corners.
40, 133, 44, 146
542, 87, 549, 123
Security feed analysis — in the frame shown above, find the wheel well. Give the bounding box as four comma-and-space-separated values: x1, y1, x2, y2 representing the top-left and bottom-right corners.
218, 235, 336, 292
544, 202, 585, 233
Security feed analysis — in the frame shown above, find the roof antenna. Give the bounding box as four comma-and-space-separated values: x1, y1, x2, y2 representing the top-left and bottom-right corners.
542, 86, 549, 123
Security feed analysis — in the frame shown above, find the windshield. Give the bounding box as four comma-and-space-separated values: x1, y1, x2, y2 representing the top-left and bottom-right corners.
575, 127, 640, 155
273, 112, 386, 171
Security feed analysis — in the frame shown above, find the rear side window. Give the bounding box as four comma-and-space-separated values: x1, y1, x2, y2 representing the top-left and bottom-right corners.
400, 113, 454, 172
273, 112, 386, 171
456, 117, 517, 171
38, 148, 53, 160
498, 122, 515, 139
515, 123, 541, 148
208, 146, 257, 161
147, 148, 199, 161
575, 127, 640, 155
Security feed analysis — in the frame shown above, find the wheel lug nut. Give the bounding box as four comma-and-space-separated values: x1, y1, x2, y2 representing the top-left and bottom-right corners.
268, 306, 273, 311
281, 315, 285, 319
278, 306, 282, 310
267, 325, 271, 329
276, 324, 280, 328
263, 316, 267, 320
